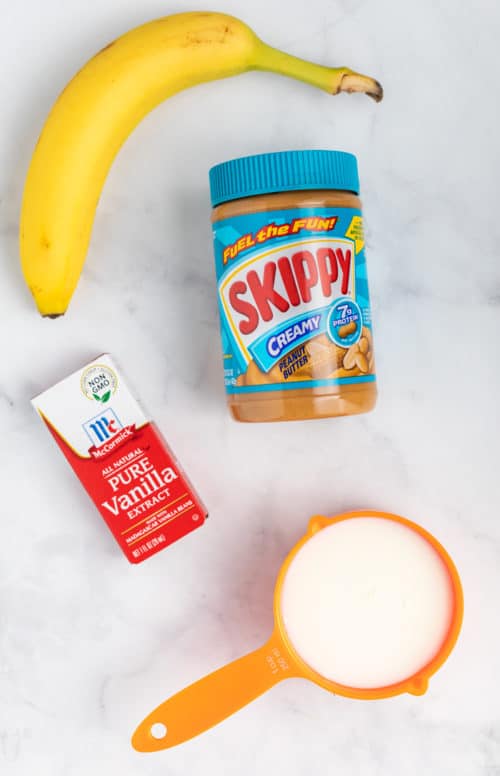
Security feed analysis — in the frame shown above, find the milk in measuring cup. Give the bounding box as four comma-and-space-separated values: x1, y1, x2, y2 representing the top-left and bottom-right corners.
280, 517, 454, 688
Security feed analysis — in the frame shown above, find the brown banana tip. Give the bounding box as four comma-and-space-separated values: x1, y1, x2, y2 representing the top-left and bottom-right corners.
43, 313, 64, 319
369, 80, 384, 102
338, 73, 383, 102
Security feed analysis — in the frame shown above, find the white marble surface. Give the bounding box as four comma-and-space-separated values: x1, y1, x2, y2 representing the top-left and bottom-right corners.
1, 0, 500, 773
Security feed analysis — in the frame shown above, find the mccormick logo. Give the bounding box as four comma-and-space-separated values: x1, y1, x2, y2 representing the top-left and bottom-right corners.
219, 237, 355, 371
83, 408, 122, 447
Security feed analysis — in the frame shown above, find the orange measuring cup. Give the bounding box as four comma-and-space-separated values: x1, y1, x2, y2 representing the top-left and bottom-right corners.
132, 510, 463, 751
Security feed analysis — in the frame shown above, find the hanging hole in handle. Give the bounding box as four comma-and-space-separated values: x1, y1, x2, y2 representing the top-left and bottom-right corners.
150, 722, 168, 740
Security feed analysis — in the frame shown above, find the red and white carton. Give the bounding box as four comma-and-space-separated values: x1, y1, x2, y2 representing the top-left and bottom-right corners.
32, 354, 207, 563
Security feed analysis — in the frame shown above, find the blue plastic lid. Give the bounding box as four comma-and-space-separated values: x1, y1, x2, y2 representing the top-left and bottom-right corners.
209, 150, 359, 207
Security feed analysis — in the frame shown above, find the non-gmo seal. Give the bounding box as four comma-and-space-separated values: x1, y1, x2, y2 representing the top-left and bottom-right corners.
81, 364, 118, 403
327, 297, 363, 347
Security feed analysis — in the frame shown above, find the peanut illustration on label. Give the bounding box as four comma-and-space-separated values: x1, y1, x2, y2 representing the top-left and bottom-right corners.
236, 326, 375, 386
337, 321, 357, 339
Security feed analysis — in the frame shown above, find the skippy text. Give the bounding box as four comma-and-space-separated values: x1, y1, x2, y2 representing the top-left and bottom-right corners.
220, 238, 353, 342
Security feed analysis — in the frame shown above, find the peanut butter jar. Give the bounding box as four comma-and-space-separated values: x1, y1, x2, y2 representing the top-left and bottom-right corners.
209, 150, 377, 423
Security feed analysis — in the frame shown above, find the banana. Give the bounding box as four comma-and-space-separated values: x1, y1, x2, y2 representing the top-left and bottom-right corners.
20, 11, 382, 316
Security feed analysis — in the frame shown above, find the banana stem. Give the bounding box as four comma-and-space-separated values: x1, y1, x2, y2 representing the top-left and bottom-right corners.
255, 42, 383, 102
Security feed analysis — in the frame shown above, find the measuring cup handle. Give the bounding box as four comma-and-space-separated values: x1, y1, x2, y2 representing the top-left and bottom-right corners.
132, 631, 298, 751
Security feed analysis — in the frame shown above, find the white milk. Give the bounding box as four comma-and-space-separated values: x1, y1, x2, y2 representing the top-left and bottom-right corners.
280, 516, 454, 689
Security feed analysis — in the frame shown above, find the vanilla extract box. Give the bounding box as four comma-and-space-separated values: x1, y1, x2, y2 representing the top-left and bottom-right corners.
32, 355, 207, 563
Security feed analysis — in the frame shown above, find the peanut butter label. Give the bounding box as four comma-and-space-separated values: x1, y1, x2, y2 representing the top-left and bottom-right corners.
213, 207, 376, 392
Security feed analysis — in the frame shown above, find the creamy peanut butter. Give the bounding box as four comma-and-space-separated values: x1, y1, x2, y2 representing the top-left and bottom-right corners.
209, 151, 377, 423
